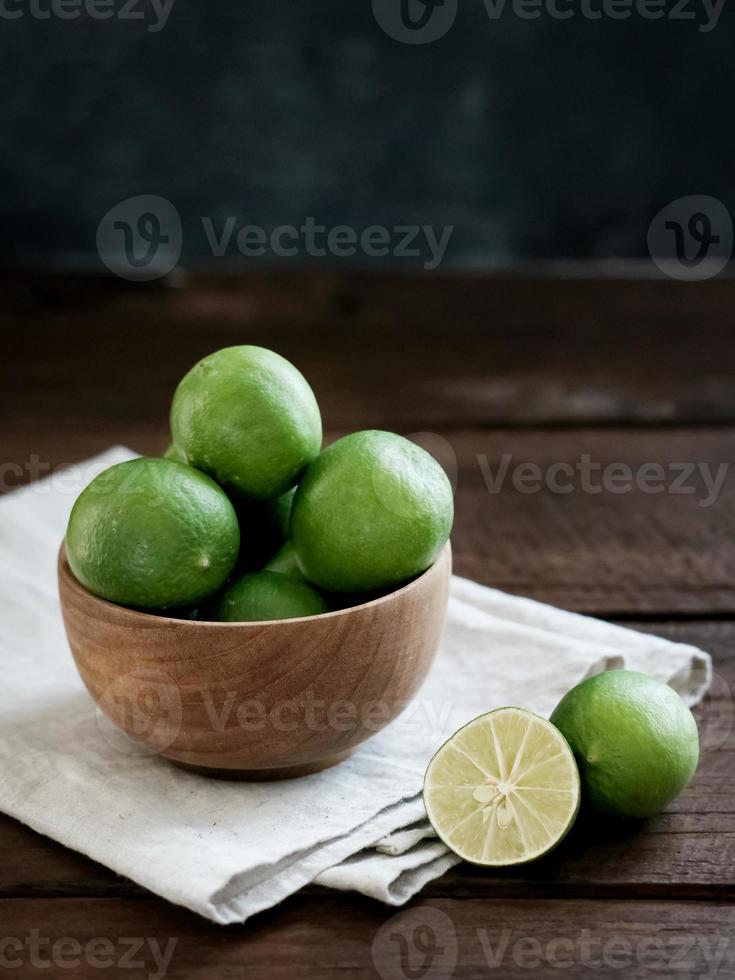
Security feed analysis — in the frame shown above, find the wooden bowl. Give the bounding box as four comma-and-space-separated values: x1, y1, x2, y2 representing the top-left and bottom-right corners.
58, 542, 451, 779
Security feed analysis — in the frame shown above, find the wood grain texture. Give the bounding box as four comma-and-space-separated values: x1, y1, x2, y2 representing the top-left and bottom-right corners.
3, 273, 735, 437
59, 543, 451, 775
448, 428, 735, 613
0, 896, 732, 979
3, 273, 735, 977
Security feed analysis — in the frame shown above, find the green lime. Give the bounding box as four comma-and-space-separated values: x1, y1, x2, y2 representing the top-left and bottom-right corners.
208, 570, 328, 622
163, 441, 294, 570
163, 443, 186, 462
424, 707, 580, 866
66, 458, 240, 610
269, 486, 295, 539
265, 541, 302, 577
550, 670, 700, 818
170, 346, 322, 500
291, 430, 453, 593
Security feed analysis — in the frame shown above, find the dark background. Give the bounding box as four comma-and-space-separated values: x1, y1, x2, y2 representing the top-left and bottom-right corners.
2, 2, 735, 970
0, 0, 732, 267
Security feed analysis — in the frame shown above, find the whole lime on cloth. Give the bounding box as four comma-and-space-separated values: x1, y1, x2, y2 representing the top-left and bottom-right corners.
170, 346, 322, 500
550, 670, 700, 818
424, 707, 580, 866
66, 458, 240, 610
208, 570, 328, 622
291, 430, 453, 593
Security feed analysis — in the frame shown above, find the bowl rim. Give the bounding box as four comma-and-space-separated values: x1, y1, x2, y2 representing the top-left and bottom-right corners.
58, 540, 452, 628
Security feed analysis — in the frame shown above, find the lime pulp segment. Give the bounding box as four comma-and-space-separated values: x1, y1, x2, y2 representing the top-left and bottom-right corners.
423, 707, 580, 866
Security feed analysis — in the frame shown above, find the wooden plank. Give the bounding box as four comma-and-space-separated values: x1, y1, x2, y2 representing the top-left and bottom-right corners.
0, 896, 732, 979
2, 274, 733, 971
448, 428, 735, 613
0, 622, 731, 903
2, 426, 734, 614
4, 274, 735, 432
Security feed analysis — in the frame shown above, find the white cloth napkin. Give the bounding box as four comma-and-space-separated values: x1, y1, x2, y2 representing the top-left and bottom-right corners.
0, 448, 711, 924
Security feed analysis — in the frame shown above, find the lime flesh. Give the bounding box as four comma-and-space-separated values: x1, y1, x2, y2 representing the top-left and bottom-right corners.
424, 708, 580, 866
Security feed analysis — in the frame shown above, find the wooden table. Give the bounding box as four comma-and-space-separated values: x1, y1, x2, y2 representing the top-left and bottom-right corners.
2, 271, 734, 978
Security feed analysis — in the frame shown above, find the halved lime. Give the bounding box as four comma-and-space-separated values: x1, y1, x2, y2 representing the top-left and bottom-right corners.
423, 707, 580, 866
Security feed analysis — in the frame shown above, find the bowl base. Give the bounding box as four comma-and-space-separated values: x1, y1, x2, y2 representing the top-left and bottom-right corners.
169, 749, 354, 781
